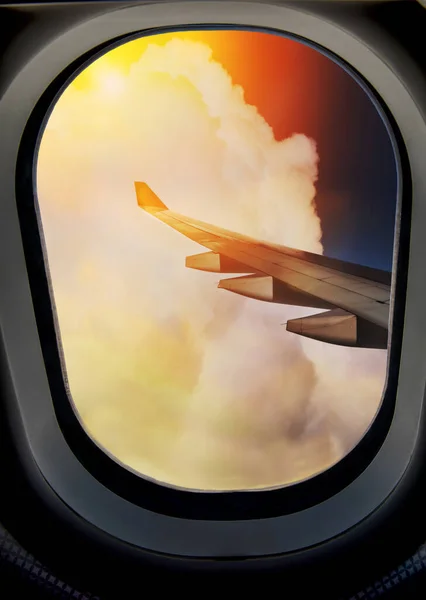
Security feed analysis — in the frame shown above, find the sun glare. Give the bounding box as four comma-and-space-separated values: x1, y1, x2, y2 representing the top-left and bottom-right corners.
98, 71, 126, 96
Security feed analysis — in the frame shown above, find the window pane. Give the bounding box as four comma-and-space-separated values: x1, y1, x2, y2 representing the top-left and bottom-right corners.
36, 29, 398, 491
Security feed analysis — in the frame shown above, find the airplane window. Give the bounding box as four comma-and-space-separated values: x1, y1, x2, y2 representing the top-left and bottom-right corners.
35, 28, 398, 492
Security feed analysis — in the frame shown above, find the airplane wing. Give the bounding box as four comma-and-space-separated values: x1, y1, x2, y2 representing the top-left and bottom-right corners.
135, 182, 391, 349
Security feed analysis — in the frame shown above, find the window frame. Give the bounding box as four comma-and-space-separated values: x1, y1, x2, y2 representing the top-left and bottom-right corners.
0, 0, 425, 562
17, 22, 404, 521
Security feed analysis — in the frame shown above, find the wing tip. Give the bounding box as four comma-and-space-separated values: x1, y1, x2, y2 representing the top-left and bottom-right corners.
135, 182, 168, 213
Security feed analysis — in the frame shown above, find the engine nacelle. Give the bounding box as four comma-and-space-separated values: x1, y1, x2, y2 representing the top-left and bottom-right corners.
286, 308, 388, 349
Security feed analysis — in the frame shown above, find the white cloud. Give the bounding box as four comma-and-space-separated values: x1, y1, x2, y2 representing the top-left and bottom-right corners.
37, 37, 386, 490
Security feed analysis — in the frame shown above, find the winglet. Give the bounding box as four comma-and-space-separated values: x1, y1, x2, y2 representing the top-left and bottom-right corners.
135, 182, 168, 213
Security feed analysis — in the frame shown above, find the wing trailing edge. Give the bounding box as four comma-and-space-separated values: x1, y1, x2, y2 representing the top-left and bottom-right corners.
218, 274, 334, 309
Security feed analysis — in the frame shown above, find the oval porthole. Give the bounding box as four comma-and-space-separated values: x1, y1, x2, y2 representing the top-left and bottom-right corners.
35, 27, 399, 493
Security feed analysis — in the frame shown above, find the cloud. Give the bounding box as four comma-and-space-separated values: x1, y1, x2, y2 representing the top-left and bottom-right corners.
36, 36, 386, 490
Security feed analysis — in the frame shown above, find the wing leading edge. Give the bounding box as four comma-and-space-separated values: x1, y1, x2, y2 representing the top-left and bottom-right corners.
135, 182, 390, 349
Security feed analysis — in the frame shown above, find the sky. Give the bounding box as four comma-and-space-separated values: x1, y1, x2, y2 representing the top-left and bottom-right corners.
36, 29, 397, 491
